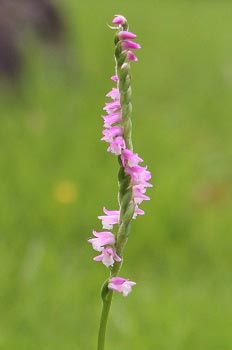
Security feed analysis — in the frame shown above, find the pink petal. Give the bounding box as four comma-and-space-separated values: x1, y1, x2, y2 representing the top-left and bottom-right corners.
112, 15, 126, 25
103, 100, 121, 113
118, 31, 136, 40
133, 206, 145, 218
108, 276, 136, 296
121, 149, 143, 167
111, 75, 118, 81
93, 254, 104, 261
127, 50, 138, 61
109, 277, 127, 285
107, 136, 126, 155
103, 208, 120, 216
98, 208, 120, 229
102, 112, 122, 128
106, 88, 120, 100
101, 126, 123, 142
121, 40, 141, 50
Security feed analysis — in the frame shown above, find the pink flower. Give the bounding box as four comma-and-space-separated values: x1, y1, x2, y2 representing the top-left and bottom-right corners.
98, 207, 120, 229
107, 136, 126, 155
125, 165, 152, 185
94, 248, 121, 267
88, 231, 115, 251
112, 15, 126, 25
132, 185, 150, 204
127, 50, 138, 61
121, 40, 141, 51
118, 31, 136, 40
103, 100, 121, 113
121, 149, 143, 167
101, 125, 123, 142
102, 112, 122, 128
111, 75, 118, 81
133, 205, 145, 218
106, 87, 120, 100
108, 277, 136, 296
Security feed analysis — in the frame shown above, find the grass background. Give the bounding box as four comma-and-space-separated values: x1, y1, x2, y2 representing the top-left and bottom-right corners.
0, 1, 231, 349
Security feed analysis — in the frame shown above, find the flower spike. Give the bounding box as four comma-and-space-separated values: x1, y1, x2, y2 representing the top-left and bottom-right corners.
89, 15, 152, 350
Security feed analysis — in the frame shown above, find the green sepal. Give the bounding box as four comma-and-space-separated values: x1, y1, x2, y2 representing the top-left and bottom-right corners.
117, 155, 123, 167
120, 78, 131, 98
119, 67, 130, 85
123, 203, 135, 227
123, 118, 133, 137
119, 179, 131, 205
122, 22, 129, 31
118, 165, 131, 204
121, 103, 132, 120
115, 42, 122, 60
120, 187, 132, 216
119, 174, 130, 195
101, 281, 111, 302
116, 220, 132, 254
120, 86, 132, 105
114, 34, 120, 46
118, 165, 125, 182
117, 52, 127, 68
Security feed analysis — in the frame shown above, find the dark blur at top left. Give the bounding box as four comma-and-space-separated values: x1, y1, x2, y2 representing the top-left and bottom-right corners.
0, 0, 64, 80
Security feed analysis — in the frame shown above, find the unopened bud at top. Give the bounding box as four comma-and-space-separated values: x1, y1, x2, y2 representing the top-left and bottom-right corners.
112, 15, 127, 25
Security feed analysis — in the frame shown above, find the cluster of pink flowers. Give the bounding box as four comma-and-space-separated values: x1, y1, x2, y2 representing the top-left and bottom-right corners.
88, 15, 151, 297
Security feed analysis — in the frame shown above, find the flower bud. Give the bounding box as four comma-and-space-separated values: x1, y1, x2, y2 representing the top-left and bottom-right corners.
121, 40, 141, 50
112, 15, 127, 25
118, 31, 136, 40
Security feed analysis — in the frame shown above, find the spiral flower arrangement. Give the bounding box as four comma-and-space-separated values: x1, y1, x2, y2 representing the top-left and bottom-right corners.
88, 15, 152, 350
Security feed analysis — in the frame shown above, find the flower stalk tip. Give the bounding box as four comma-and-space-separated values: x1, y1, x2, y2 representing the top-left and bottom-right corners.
112, 15, 127, 25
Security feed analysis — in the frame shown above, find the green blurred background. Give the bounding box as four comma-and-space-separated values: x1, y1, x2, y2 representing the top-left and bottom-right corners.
0, 1, 231, 349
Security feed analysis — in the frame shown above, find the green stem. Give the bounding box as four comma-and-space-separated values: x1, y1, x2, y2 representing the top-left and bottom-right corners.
97, 290, 113, 350
97, 260, 122, 350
